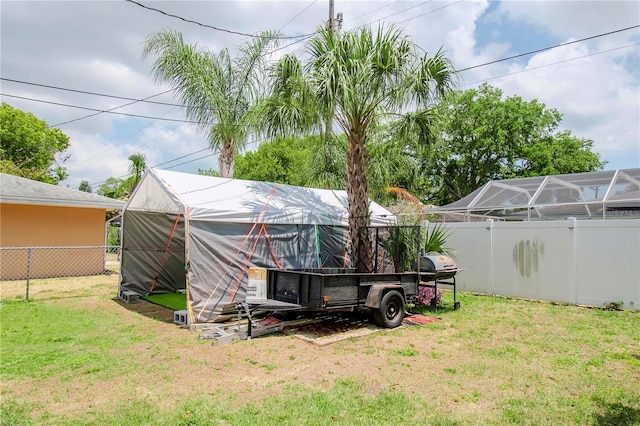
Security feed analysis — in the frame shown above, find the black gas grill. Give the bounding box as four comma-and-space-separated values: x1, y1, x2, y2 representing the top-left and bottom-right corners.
413, 253, 461, 309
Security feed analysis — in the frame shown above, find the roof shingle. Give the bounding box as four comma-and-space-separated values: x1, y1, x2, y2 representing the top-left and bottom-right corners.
0, 173, 125, 210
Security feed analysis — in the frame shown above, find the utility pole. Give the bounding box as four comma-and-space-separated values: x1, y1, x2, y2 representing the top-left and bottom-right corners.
328, 0, 342, 33
329, 0, 334, 32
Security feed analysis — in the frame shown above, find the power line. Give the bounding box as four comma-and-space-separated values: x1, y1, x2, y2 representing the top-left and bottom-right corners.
279, 0, 318, 31
154, 147, 211, 168
347, 2, 396, 23
396, 1, 464, 25
125, 0, 313, 40
1, 93, 209, 125
7, 25, 636, 129
462, 42, 640, 87
0, 77, 185, 108
158, 43, 639, 179
375, 1, 432, 22
270, 33, 315, 55
92, 34, 640, 185
90, 133, 270, 187
458, 24, 640, 73
48, 90, 175, 128
161, 136, 268, 171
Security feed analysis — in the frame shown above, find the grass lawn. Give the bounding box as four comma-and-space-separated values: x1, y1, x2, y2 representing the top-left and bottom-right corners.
143, 292, 186, 311
1, 275, 639, 425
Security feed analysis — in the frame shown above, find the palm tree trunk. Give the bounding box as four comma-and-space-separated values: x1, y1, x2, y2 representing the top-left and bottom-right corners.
324, 115, 333, 145
218, 138, 235, 178
346, 130, 373, 272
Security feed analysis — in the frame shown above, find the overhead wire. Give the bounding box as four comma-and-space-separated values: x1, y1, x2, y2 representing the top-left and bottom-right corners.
278, 0, 318, 32
78, 23, 639, 186
457, 24, 640, 72
346, 2, 396, 23
396, 1, 463, 25
461, 42, 640, 87
1, 93, 210, 125
10, 3, 634, 187
124, 0, 313, 40
372, 1, 432, 22
88, 135, 269, 186
0, 78, 186, 108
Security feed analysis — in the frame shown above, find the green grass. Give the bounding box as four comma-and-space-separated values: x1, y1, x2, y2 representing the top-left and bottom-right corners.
1, 300, 139, 382
143, 292, 186, 311
2, 287, 640, 425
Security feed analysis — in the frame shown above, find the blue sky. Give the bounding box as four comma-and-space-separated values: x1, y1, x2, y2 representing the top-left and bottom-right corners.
1, 1, 638, 190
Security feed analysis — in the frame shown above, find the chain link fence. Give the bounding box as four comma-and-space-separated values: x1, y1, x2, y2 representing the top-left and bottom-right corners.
0, 246, 120, 301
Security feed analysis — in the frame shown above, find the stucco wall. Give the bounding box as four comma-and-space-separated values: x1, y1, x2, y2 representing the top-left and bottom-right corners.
0, 203, 107, 279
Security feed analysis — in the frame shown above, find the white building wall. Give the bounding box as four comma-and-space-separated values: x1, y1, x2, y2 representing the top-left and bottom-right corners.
437, 219, 639, 310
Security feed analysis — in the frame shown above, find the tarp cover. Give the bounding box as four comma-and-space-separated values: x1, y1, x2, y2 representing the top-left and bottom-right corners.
120, 169, 395, 322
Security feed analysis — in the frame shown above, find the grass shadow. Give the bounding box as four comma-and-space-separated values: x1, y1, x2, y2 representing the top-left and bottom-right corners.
592, 401, 640, 426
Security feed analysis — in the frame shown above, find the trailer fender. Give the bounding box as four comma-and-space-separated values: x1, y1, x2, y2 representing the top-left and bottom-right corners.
365, 284, 405, 309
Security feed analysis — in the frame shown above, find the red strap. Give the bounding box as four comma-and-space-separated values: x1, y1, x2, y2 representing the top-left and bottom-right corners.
149, 213, 181, 293
196, 184, 278, 319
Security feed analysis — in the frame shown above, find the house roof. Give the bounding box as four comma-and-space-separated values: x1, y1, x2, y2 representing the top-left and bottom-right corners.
0, 173, 125, 210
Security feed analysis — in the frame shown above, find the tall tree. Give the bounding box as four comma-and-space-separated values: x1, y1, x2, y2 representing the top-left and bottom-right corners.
97, 177, 127, 199
127, 152, 147, 192
263, 25, 456, 271
78, 180, 92, 193
0, 103, 70, 184
143, 30, 277, 177
423, 84, 606, 205
234, 136, 309, 185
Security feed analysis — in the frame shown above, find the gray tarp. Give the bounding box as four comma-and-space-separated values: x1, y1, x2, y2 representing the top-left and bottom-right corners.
119, 169, 394, 322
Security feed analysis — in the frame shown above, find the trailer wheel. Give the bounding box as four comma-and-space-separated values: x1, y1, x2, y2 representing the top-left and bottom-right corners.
373, 290, 405, 328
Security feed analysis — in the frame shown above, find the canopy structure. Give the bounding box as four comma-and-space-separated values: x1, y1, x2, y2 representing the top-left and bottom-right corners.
427, 168, 640, 221
120, 169, 395, 322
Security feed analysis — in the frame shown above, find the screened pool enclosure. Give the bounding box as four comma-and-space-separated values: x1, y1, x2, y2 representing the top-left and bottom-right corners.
428, 169, 640, 221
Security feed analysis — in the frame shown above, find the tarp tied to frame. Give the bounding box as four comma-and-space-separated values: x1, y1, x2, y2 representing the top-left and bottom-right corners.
120, 169, 395, 322
188, 223, 322, 321
120, 211, 186, 295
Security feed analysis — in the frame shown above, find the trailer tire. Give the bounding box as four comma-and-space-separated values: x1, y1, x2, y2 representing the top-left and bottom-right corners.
373, 290, 405, 328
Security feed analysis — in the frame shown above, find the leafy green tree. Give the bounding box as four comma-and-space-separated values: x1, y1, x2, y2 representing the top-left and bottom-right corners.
143, 29, 278, 178
234, 136, 310, 185
78, 180, 92, 193
423, 84, 606, 205
262, 25, 456, 271
520, 130, 605, 177
0, 103, 70, 183
97, 177, 126, 199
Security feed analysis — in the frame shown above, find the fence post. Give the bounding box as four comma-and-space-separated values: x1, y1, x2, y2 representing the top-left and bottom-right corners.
26, 247, 31, 301
485, 219, 494, 295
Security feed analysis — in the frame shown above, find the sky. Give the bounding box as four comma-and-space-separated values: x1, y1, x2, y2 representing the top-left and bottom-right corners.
1, 0, 639, 191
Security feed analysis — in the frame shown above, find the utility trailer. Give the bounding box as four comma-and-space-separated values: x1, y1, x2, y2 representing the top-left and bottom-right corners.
266, 268, 423, 328
201, 254, 461, 343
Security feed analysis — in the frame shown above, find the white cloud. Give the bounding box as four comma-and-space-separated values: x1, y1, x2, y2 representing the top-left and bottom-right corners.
495, 0, 640, 41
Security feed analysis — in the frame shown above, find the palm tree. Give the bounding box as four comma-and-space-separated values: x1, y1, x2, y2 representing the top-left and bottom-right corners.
127, 152, 147, 193
143, 30, 277, 177
263, 25, 456, 272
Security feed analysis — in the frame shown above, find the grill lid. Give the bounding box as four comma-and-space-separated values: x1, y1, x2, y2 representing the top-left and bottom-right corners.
413, 253, 457, 272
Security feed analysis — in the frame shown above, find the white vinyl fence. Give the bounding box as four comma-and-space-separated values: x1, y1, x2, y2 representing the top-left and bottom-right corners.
438, 219, 640, 310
